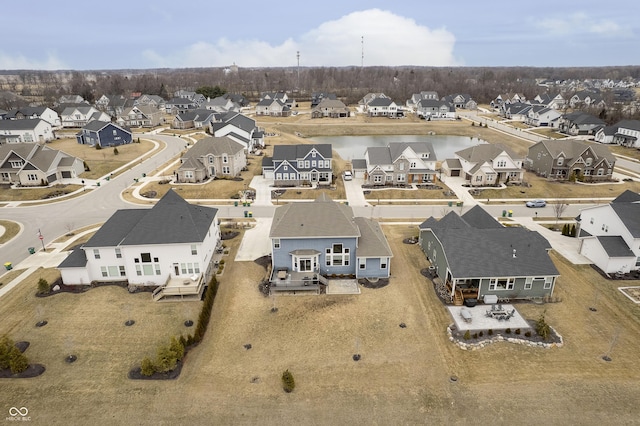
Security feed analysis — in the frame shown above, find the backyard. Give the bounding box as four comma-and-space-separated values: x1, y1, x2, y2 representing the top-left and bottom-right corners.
1, 226, 640, 424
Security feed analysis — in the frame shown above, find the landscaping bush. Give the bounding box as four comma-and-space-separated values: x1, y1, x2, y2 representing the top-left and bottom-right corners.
505, 328, 511, 334
193, 277, 218, 344
478, 331, 484, 337
463, 330, 471, 340
524, 331, 532, 337
37, 278, 50, 295
472, 333, 478, 339
140, 356, 155, 376
488, 329, 493, 336
515, 328, 521, 335
282, 369, 295, 393
0, 335, 29, 374
535, 311, 552, 341
113, 147, 119, 155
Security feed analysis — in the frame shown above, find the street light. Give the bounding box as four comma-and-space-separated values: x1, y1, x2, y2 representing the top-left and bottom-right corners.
81, 179, 85, 191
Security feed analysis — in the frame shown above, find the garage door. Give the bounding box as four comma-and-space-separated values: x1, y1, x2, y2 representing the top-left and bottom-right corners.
61, 171, 72, 178
451, 170, 460, 177
47, 173, 57, 183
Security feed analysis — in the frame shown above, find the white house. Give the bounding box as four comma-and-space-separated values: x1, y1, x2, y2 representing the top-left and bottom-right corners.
57, 190, 221, 301
0, 119, 55, 143
577, 190, 640, 275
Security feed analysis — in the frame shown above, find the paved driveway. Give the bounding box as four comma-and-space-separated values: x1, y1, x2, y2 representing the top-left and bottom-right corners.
234, 218, 273, 262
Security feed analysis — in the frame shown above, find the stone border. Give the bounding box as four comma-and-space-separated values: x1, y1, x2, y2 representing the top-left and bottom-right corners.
618, 286, 640, 304
447, 324, 564, 350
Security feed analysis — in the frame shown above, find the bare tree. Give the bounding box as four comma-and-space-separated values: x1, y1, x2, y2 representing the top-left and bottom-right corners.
552, 200, 567, 230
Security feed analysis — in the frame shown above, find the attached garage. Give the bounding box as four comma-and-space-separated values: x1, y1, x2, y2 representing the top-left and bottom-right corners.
47, 173, 58, 183
61, 171, 72, 178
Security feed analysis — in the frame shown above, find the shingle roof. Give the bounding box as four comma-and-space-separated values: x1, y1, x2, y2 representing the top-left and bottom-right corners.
0, 118, 45, 131
270, 195, 360, 239
183, 136, 244, 160
534, 139, 615, 164
598, 236, 634, 257
84, 190, 217, 247
455, 143, 520, 163
272, 144, 332, 161
461, 205, 502, 229
353, 217, 393, 257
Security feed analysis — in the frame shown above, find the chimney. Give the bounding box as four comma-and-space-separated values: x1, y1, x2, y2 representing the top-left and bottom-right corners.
512, 249, 517, 258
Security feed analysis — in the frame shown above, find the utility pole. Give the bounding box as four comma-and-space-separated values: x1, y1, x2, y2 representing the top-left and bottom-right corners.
361, 36, 364, 68
296, 51, 300, 89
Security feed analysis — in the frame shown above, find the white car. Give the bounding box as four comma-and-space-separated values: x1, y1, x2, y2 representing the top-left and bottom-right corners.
343, 171, 353, 181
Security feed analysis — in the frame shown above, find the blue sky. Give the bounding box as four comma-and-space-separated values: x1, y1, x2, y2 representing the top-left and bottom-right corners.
2, 1, 638, 70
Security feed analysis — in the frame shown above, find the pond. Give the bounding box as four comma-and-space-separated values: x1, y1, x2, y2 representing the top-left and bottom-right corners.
310, 135, 485, 161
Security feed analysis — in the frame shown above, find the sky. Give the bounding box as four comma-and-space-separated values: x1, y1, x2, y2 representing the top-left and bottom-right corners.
1, 1, 638, 70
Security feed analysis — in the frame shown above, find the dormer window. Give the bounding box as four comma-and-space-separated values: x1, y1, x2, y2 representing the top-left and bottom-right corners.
557, 157, 564, 166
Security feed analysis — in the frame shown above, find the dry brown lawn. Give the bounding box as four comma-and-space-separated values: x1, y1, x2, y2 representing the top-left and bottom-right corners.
1, 226, 640, 423
0, 219, 21, 243
477, 171, 640, 200
0, 184, 83, 202
529, 128, 569, 139
48, 138, 158, 179
364, 186, 458, 201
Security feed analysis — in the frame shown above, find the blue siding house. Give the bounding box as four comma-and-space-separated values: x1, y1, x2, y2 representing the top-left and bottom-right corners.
269, 194, 393, 292
76, 120, 133, 148
263, 144, 333, 186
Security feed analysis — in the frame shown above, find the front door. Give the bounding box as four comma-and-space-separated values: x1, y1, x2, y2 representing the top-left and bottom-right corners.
174, 263, 180, 275
300, 259, 312, 272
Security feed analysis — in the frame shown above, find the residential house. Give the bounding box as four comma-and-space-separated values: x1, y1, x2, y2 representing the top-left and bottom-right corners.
3, 106, 61, 128
57, 190, 221, 301
165, 97, 198, 114
255, 98, 291, 117
525, 139, 615, 181
311, 99, 350, 118
201, 96, 239, 113
577, 190, 640, 274
262, 144, 332, 186
596, 119, 640, 147
358, 93, 388, 111
223, 93, 249, 108
57, 95, 86, 104
175, 136, 246, 182
172, 109, 218, 130
0, 119, 55, 143
210, 112, 264, 152
419, 206, 559, 304
443, 143, 524, 186
568, 90, 605, 109
133, 94, 166, 112
95, 94, 128, 116
174, 90, 197, 100
365, 97, 400, 118
118, 105, 163, 128
490, 93, 526, 109
525, 106, 562, 127
558, 112, 605, 136
442, 94, 477, 110
359, 142, 437, 186
500, 102, 532, 121
311, 92, 337, 107
60, 106, 110, 128
406, 91, 439, 111
0, 143, 84, 186
261, 91, 293, 108
269, 194, 393, 292
76, 120, 133, 148
416, 99, 455, 119
532, 92, 566, 109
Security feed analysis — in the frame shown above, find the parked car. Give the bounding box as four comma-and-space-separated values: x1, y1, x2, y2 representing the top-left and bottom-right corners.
343, 170, 353, 181
526, 199, 546, 208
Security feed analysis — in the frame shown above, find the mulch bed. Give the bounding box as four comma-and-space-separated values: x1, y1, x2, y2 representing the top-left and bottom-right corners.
358, 277, 389, 289
0, 342, 46, 379
37, 281, 156, 298
254, 255, 271, 270
221, 231, 240, 240
449, 319, 562, 346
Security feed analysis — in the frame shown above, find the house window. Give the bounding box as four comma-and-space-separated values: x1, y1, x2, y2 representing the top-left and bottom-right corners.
544, 278, 553, 290
191, 244, 197, 255
359, 259, 366, 269
113, 129, 117, 136
585, 158, 593, 166
475, 175, 483, 182
9, 160, 23, 168
298, 161, 304, 168
597, 168, 604, 176
93, 249, 100, 259
283, 165, 288, 171
140, 253, 151, 263
223, 166, 230, 174
184, 171, 193, 179
373, 175, 383, 183
276, 173, 282, 180
27, 174, 38, 181
399, 162, 405, 171
326, 244, 350, 266
380, 259, 387, 269
305, 160, 310, 168
311, 160, 316, 167
101, 266, 108, 277
397, 174, 405, 182
557, 157, 564, 166
635, 257, 640, 267
274, 239, 280, 249
489, 278, 497, 291
410, 162, 417, 168
208, 156, 214, 164
115, 248, 122, 258
119, 266, 126, 276
524, 277, 532, 290
222, 155, 228, 164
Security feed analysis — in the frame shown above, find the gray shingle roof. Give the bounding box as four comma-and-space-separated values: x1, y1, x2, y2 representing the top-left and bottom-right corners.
184, 136, 244, 159
270, 194, 359, 239
0, 118, 45, 131
353, 217, 393, 257
610, 201, 640, 238
84, 190, 217, 247
272, 144, 332, 161
461, 205, 502, 229
455, 143, 520, 163
597, 236, 634, 257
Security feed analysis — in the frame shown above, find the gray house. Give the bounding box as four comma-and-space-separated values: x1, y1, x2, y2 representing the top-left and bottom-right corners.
176, 136, 246, 183
526, 139, 615, 181
262, 144, 332, 186
269, 194, 393, 292
419, 206, 559, 304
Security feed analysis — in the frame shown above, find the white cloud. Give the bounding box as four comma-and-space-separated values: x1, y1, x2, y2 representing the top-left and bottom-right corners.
142, 9, 458, 68
0, 51, 67, 70
537, 13, 632, 37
